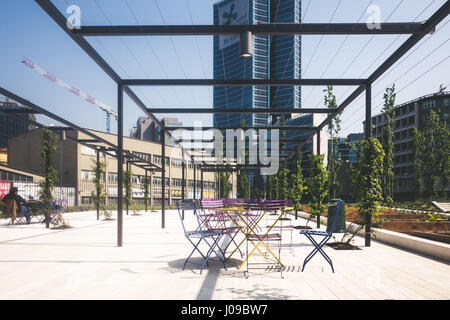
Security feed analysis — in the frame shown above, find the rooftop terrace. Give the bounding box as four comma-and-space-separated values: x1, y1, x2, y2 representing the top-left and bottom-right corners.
0, 210, 448, 300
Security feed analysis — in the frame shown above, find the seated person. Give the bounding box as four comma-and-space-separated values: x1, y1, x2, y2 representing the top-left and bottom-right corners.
3, 187, 31, 224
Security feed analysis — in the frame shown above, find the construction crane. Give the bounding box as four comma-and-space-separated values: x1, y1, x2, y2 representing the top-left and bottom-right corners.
21, 58, 118, 133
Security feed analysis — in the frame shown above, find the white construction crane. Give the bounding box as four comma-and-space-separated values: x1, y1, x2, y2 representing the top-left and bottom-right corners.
21, 58, 118, 133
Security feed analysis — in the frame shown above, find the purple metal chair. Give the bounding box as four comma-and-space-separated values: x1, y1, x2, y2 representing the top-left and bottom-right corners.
176, 201, 227, 274
200, 199, 243, 259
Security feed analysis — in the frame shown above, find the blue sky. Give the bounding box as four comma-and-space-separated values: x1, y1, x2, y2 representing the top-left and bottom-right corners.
0, 0, 449, 137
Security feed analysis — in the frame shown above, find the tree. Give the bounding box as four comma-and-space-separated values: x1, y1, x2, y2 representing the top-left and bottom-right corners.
142, 174, 150, 209
278, 166, 289, 200
124, 170, 133, 211
422, 109, 449, 198
39, 127, 59, 228
218, 167, 232, 198
382, 85, 395, 205
412, 128, 425, 198
291, 151, 307, 218
236, 118, 250, 199
324, 86, 342, 199
90, 158, 107, 220
237, 170, 249, 198
306, 153, 328, 227
346, 138, 384, 244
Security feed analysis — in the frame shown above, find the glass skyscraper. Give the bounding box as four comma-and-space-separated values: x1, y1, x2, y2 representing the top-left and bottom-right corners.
213, 0, 302, 128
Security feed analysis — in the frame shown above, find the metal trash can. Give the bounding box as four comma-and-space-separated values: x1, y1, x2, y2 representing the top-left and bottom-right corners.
326, 199, 346, 233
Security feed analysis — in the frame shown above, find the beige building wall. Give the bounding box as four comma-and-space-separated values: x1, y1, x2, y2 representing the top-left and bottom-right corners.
8, 128, 221, 206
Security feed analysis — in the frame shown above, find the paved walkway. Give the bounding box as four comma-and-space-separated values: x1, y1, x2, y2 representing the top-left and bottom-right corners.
0, 210, 448, 300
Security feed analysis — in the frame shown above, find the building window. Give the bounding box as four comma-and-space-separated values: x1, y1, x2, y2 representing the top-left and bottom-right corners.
108, 173, 117, 183
81, 145, 96, 156
171, 158, 183, 168
153, 177, 161, 186
172, 178, 183, 187
132, 152, 150, 162
153, 155, 162, 165
81, 170, 95, 181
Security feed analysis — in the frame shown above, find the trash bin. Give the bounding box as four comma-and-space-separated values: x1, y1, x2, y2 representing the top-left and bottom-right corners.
326, 199, 346, 233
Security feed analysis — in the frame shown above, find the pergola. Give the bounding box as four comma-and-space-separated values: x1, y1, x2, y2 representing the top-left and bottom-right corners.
18, 0, 450, 247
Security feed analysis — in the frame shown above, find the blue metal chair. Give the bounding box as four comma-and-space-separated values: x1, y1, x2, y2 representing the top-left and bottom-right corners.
176, 201, 227, 274
299, 200, 343, 273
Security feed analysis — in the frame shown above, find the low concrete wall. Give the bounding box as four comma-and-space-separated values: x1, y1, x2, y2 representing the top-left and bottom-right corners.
293, 211, 450, 262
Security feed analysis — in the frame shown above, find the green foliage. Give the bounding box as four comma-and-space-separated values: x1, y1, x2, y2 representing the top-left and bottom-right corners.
358, 137, 385, 219
90, 158, 105, 208
142, 174, 150, 206
237, 170, 249, 198
426, 213, 439, 222
306, 153, 328, 219
291, 151, 307, 211
278, 166, 290, 201
39, 127, 59, 228
343, 137, 384, 243
382, 85, 395, 205
421, 109, 449, 198
412, 128, 425, 197
218, 168, 232, 198
124, 170, 133, 207
324, 86, 342, 199
90, 157, 110, 219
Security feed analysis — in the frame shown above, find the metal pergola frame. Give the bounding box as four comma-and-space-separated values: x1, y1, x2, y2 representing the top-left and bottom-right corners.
34, 0, 450, 247
0, 87, 161, 219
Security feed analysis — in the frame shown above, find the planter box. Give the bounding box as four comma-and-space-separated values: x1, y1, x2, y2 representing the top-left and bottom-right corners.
380, 221, 449, 233
294, 211, 450, 262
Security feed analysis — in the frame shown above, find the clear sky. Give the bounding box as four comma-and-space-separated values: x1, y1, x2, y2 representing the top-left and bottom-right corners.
0, 0, 449, 137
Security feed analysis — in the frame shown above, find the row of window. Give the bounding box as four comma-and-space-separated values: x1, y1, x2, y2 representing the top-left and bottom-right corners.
0, 169, 33, 183
81, 170, 215, 189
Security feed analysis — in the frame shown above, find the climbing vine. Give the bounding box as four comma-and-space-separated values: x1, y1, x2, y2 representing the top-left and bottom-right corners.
39, 127, 59, 228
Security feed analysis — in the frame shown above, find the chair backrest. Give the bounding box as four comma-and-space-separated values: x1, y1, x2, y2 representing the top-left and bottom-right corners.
258, 200, 287, 210
176, 201, 197, 236
4, 199, 17, 219
328, 200, 343, 234
201, 199, 223, 209
222, 198, 238, 207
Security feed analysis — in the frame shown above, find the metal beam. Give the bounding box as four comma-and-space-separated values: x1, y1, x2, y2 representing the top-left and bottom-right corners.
74, 23, 425, 36
148, 108, 334, 114
161, 120, 166, 228
176, 138, 306, 143
125, 79, 365, 86
167, 126, 316, 131
285, 0, 450, 160
34, 0, 197, 170
365, 85, 372, 248
117, 84, 124, 247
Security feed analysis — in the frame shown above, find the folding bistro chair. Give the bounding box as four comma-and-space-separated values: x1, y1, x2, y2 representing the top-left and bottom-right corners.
201, 199, 243, 259
299, 199, 343, 273
176, 201, 227, 274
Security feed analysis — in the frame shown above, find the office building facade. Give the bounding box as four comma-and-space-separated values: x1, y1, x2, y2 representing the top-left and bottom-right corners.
369, 91, 450, 194
0, 99, 36, 149
213, 0, 302, 128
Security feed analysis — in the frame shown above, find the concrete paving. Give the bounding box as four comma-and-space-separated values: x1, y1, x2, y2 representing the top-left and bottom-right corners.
0, 210, 449, 300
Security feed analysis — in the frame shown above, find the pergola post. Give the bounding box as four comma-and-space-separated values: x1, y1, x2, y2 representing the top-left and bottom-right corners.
161, 119, 166, 229
182, 157, 185, 220
316, 129, 321, 228
365, 84, 372, 247
117, 84, 123, 247
194, 163, 197, 201
201, 167, 204, 200
145, 169, 148, 213
126, 158, 130, 215
96, 147, 100, 221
